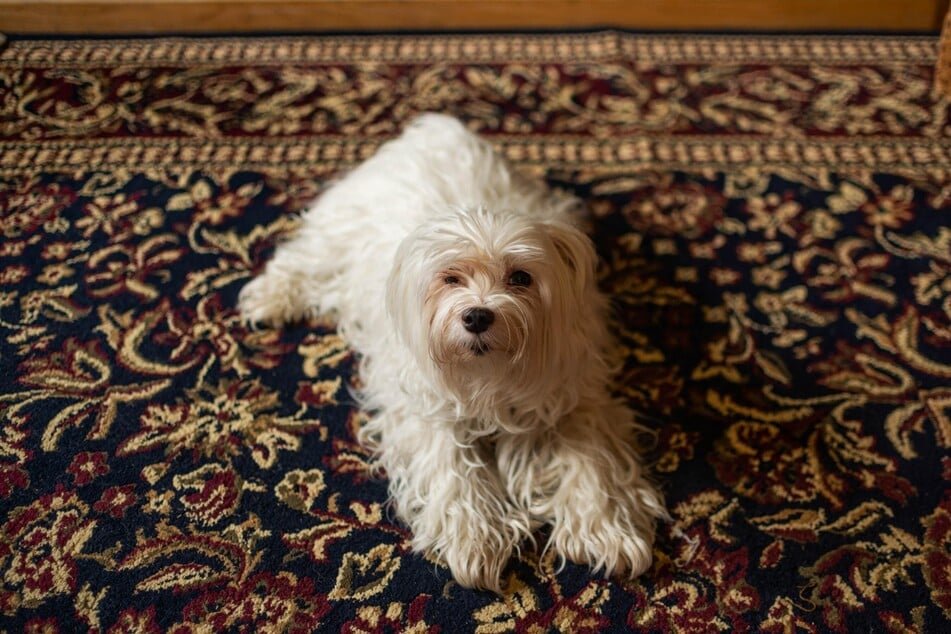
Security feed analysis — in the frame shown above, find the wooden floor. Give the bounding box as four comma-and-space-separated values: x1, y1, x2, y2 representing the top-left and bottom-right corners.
1, 0, 948, 35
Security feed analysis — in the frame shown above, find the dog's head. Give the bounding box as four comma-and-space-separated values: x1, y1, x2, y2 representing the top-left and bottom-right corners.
387, 207, 606, 406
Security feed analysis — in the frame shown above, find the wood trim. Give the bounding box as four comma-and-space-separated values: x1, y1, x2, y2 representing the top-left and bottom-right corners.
1, 0, 948, 35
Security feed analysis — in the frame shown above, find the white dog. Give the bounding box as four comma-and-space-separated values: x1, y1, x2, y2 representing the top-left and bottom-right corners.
239, 114, 666, 591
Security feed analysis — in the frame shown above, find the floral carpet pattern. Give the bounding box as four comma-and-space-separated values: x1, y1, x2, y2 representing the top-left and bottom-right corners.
1, 32, 950, 632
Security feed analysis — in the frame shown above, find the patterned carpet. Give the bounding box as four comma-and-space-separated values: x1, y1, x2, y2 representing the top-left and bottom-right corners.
1, 32, 950, 632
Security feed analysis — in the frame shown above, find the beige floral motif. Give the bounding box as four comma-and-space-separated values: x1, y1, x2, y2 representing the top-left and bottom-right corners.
300, 332, 352, 377
800, 526, 924, 630
630, 579, 730, 632
77, 192, 161, 241
117, 378, 323, 468
860, 185, 914, 229
0, 177, 77, 239
84, 235, 184, 301
473, 572, 612, 634
159, 294, 293, 383
745, 192, 803, 240
167, 570, 330, 633
0, 489, 97, 614
14, 338, 169, 451
329, 544, 401, 601
173, 463, 245, 526
342, 595, 436, 634
275, 468, 327, 513
284, 520, 355, 565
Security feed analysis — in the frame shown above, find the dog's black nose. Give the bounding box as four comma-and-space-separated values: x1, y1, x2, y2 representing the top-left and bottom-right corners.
462, 307, 495, 334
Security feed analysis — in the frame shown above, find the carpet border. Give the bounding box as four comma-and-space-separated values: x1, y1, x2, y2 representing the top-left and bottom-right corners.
0, 31, 940, 67
2, 135, 949, 176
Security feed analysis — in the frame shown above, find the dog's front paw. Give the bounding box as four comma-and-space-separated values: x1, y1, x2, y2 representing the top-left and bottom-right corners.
548, 476, 662, 580
437, 531, 514, 592
237, 274, 286, 326
550, 511, 654, 579
238, 272, 313, 327
411, 502, 528, 592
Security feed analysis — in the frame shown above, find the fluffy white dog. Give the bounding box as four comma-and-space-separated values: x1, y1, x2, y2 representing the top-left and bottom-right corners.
239, 114, 666, 591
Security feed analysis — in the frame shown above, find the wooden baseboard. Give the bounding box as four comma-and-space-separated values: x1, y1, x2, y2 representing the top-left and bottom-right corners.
1, 0, 947, 35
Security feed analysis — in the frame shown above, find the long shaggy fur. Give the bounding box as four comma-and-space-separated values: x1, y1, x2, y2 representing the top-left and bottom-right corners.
239, 114, 667, 591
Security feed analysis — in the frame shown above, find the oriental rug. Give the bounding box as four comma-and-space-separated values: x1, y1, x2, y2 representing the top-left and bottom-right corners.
1, 31, 950, 632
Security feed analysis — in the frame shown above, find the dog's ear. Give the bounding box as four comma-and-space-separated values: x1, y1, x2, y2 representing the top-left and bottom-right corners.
543, 220, 598, 297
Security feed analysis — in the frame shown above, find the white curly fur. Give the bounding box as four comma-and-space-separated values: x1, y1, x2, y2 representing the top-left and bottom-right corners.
239, 113, 667, 591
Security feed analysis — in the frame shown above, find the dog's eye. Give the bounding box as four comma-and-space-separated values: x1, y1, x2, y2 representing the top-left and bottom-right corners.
508, 270, 532, 287
444, 275, 460, 285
